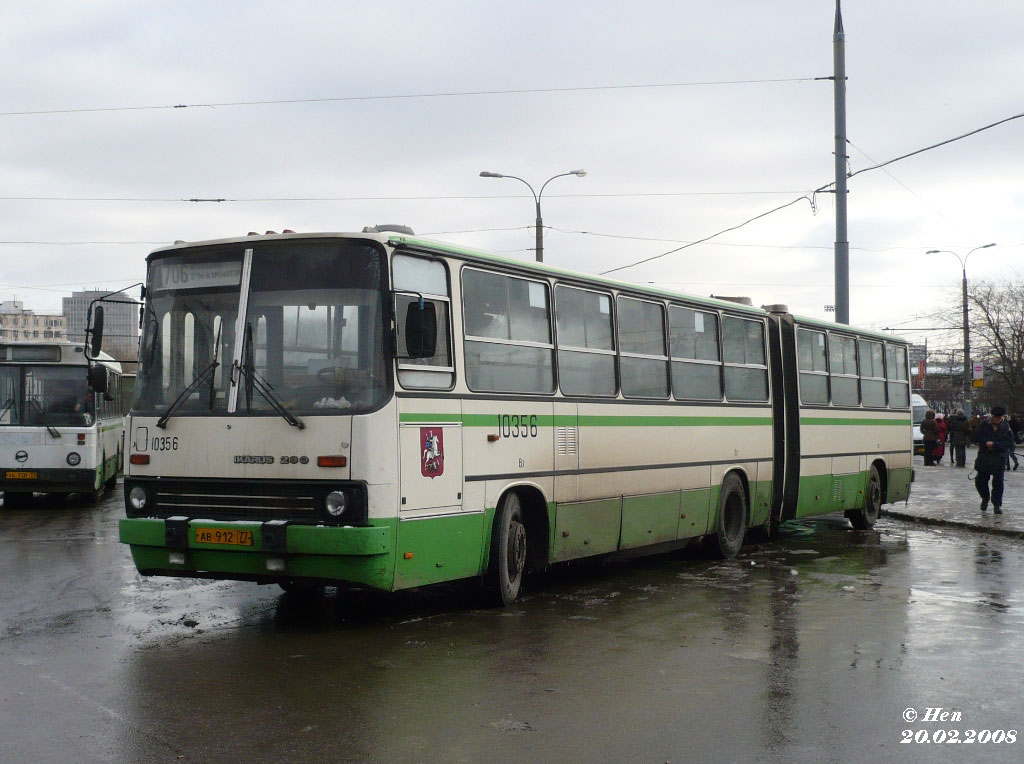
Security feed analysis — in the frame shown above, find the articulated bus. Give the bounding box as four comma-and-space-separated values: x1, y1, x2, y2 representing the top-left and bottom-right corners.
0, 341, 126, 506
114, 230, 912, 604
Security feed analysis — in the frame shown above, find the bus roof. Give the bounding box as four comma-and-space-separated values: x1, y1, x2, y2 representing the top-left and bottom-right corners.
146, 231, 909, 343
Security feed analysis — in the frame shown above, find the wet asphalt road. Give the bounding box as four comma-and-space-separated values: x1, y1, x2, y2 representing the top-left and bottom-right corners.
2, 484, 1023, 764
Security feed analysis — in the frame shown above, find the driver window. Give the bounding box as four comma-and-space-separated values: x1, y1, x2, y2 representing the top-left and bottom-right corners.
393, 254, 453, 389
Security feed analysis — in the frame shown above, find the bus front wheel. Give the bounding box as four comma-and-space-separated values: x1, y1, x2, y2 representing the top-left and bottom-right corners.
484, 492, 527, 606
711, 473, 748, 559
847, 465, 882, 530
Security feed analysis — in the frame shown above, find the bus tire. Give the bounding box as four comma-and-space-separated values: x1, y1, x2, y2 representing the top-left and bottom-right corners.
712, 473, 748, 559
484, 491, 527, 606
847, 465, 882, 530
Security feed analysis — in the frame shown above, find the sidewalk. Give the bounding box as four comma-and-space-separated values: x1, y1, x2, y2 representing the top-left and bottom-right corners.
882, 445, 1024, 539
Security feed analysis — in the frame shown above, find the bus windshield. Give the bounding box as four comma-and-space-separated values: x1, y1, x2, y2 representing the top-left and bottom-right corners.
0, 365, 95, 426
135, 239, 388, 418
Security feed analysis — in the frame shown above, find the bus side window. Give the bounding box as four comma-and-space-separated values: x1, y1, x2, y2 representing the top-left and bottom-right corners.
722, 316, 768, 402
829, 334, 860, 405
393, 255, 454, 390
669, 305, 721, 400
462, 268, 554, 394
859, 339, 887, 407
886, 344, 910, 407
797, 328, 828, 404
555, 285, 616, 397
617, 296, 668, 398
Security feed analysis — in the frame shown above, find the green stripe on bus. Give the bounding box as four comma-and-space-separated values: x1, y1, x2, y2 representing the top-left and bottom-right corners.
577, 415, 772, 427
800, 417, 911, 426
400, 413, 772, 427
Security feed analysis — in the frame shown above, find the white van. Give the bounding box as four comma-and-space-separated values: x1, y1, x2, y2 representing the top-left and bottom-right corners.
911, 393, 929, 455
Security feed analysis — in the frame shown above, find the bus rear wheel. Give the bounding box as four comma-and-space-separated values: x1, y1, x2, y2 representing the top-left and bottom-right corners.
847, 465, 882, 530
484, 492, 527, 606
710, 473, 748, 559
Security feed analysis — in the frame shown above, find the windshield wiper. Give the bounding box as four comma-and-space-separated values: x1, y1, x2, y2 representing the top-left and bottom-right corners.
0, 397, 15, 422
236, 322, 304, 430
155, 358, 220, 429
157, 322, 224, 428
25, 399, 61, 437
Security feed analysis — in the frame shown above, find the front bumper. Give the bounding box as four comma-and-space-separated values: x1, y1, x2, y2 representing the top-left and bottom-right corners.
1, 467, 96, 493
119, 517, 395, 590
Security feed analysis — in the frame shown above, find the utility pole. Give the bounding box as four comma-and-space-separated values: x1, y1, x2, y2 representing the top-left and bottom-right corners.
833, 0, 850, 325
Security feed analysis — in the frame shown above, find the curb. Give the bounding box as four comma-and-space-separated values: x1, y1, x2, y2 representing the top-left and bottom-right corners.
881, 508, 1024, 541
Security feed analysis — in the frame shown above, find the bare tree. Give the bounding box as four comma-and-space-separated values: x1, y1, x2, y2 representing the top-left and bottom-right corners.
968, 280, 1024, 413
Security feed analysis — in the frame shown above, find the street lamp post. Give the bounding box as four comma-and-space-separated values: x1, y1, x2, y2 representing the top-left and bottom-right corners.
479, 169, 587, 263
926, 243, 996, 418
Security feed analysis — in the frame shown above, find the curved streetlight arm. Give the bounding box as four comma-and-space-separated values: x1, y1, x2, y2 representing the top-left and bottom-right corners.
965, 242, 997, 269
479, 169, 586, 263
479, 172, 537, 203
926, 249, 965, 272
538, 171, 584, 200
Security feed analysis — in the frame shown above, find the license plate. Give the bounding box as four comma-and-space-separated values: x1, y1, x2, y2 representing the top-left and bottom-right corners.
194, 527, 253, 546
5, 471, 37, 480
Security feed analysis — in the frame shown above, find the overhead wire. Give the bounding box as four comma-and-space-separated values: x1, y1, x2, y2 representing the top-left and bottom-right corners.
0, 190, 803, 203
0, 77, 817, 117
598, 109, 1024, 275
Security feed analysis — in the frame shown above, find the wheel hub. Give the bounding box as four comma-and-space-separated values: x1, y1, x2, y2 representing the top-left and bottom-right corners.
508, 521, 526, 578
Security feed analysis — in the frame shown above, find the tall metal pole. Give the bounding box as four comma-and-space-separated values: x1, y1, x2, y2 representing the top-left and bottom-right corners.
962, 267, 971, 418
833, 0, 850, 324
535, 199, 544, 263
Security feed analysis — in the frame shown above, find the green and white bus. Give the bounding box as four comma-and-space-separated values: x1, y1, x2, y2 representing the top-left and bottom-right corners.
0, 341, 125, 505
115, 230, 912, 604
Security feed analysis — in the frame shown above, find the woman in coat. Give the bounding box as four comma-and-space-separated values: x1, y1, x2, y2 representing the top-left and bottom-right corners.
920, 410, 939, 466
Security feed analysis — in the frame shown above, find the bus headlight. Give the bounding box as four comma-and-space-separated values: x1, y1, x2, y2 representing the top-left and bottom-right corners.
66, 452, 81, 466
325, 490, 348, 517
129, 486, 148, 511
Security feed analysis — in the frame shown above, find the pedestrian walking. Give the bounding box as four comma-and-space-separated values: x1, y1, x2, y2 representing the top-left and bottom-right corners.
974, 406, 1014, 514
934, 413, 948, 464
920, 410, 939, 466
1006, 437, 1019, 471
948, 409, 970, 467
1010, 414, 1023, 444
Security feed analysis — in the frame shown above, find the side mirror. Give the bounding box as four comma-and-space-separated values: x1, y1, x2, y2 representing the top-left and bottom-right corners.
404, 301, 437, 359
88, 365, 108, 394
89, 305, 105, 358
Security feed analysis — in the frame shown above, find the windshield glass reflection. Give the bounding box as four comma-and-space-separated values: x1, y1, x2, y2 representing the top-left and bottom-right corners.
0, 365, 94, 426
135, 240, 387, 417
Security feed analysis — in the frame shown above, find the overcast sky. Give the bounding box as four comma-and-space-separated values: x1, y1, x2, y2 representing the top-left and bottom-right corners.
2, 1, 1021, 353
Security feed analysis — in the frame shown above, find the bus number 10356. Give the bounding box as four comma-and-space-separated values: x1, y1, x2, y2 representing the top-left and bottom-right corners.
497, 414, 538, 439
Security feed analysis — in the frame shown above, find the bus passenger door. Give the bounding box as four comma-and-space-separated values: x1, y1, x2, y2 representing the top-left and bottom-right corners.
395, 411, 476, 589
398, 418, 463, 513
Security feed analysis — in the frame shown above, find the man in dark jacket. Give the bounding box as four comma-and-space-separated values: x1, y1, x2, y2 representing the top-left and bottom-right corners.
974, 406, 1015, 513
947, 409, 970, 468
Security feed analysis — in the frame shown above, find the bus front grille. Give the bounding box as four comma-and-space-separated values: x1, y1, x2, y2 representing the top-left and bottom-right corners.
124, 478, 369, 525
154, 487, 317, 521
